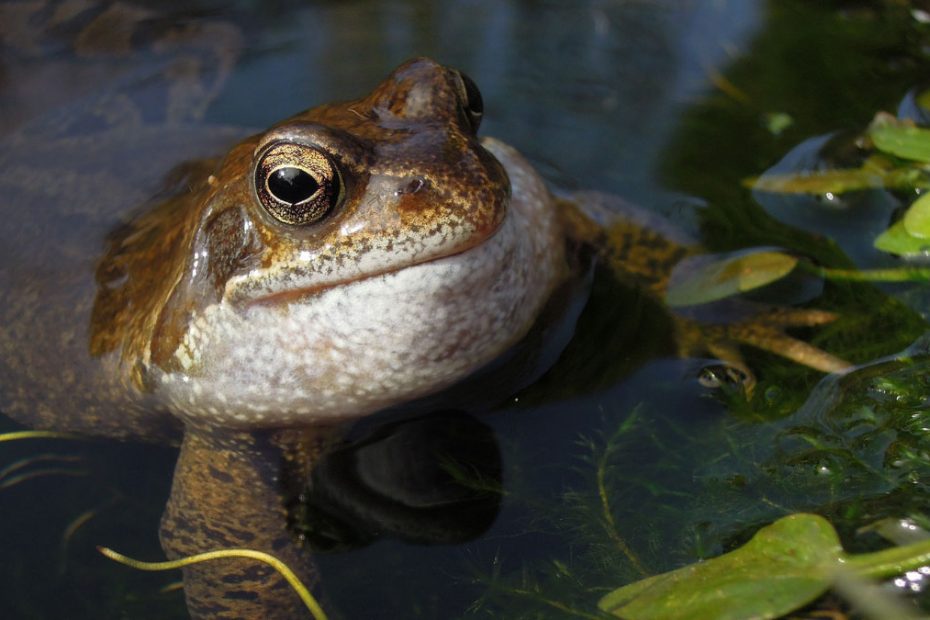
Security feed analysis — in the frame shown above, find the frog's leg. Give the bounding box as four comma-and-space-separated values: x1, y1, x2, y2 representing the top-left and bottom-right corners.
689, 307, 849, 372
675, 306, 850, 393
557, 191, 694, 297
159, 425, 340, 619
557, 191, 851, 386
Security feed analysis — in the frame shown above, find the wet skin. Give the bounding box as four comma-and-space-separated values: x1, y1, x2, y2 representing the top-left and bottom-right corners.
0, 58, 848, 618
92, 58, 567, 429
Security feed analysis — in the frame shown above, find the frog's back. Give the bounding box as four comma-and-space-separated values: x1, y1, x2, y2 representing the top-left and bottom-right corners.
0, 1, 249, 440
0, 119, 244, 441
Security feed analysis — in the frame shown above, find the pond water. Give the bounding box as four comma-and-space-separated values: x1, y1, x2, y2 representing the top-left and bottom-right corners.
2, 1, 930, 618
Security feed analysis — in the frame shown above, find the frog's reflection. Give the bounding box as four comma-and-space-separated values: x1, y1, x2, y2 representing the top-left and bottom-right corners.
293, 412, 502, 551
158, 412, 501, 619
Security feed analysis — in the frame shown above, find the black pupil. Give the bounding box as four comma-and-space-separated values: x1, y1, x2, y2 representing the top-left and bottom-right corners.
268, 167, 319, 204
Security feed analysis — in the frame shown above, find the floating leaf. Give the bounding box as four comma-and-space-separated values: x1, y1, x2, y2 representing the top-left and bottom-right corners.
874, 219, 930, 256
903, 192, 930, 239
598, 514, 841, 620
748, 161, 930, 194
869, 112, 930, 163
665, 249, 799, 307
749, 167, 886, 194
599, 513, 930, 620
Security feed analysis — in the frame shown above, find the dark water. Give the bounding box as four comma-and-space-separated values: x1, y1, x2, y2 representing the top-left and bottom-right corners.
2, 1, 930, 618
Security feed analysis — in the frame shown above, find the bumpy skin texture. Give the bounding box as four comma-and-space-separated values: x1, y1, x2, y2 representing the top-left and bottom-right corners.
87, 58, 568, 429
152, 136, 564, 426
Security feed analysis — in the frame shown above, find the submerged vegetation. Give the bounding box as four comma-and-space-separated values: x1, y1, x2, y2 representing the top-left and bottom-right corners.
472, 348, 930, 618
464, 3, 930, 619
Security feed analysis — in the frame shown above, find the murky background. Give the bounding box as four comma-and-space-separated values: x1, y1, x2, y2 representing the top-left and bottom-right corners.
3, 1, 930, 618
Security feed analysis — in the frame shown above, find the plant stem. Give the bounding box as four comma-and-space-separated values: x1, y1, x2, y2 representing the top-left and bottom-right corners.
0, 430, 81, 442
98, 546, 328, 620
596, 440, 649, 577
806, 264, 930, 283
844, 539, 930, 579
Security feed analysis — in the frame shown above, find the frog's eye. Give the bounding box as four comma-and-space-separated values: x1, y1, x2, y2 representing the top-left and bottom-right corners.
254, 142, 343, 226
454, 70, 483, 133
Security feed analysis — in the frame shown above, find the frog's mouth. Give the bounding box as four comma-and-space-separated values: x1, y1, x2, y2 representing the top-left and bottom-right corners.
236, 209, 508, 308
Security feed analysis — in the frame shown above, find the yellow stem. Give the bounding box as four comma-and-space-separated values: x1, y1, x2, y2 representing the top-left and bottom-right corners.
97, 546, 328, 620
0, 431, 81, 442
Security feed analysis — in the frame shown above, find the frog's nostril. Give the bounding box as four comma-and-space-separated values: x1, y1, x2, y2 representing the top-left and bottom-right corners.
395, 177, 426, 196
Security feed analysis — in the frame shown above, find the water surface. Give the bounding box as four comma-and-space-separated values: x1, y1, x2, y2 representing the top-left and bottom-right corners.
2, 1, 930, 618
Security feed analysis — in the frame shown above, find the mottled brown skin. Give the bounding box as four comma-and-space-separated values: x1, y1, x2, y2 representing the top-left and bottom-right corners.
90, 58, 516, 617
90, 58, 509, 394
0, 52, 849, 619
0, 0, 243, 441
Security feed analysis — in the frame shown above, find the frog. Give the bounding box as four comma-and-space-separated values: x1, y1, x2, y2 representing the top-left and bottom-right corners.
0, 57, 849, 618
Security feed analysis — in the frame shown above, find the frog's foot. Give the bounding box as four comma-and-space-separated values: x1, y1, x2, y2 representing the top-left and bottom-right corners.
676, 307, 851, 395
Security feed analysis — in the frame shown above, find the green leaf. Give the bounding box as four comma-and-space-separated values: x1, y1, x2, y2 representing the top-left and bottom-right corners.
869, 113, 930, 163
598, 513, 930, 620
747, 159, 930, 194
874, 219, 930, 256
598, 514, 841, 620
902, 192, 930, 239
665, 249, 799, 307
748, 167, 887, 194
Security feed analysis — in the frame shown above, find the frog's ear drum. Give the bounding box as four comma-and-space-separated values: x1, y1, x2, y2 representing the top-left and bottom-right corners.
253, 141, 343, 226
